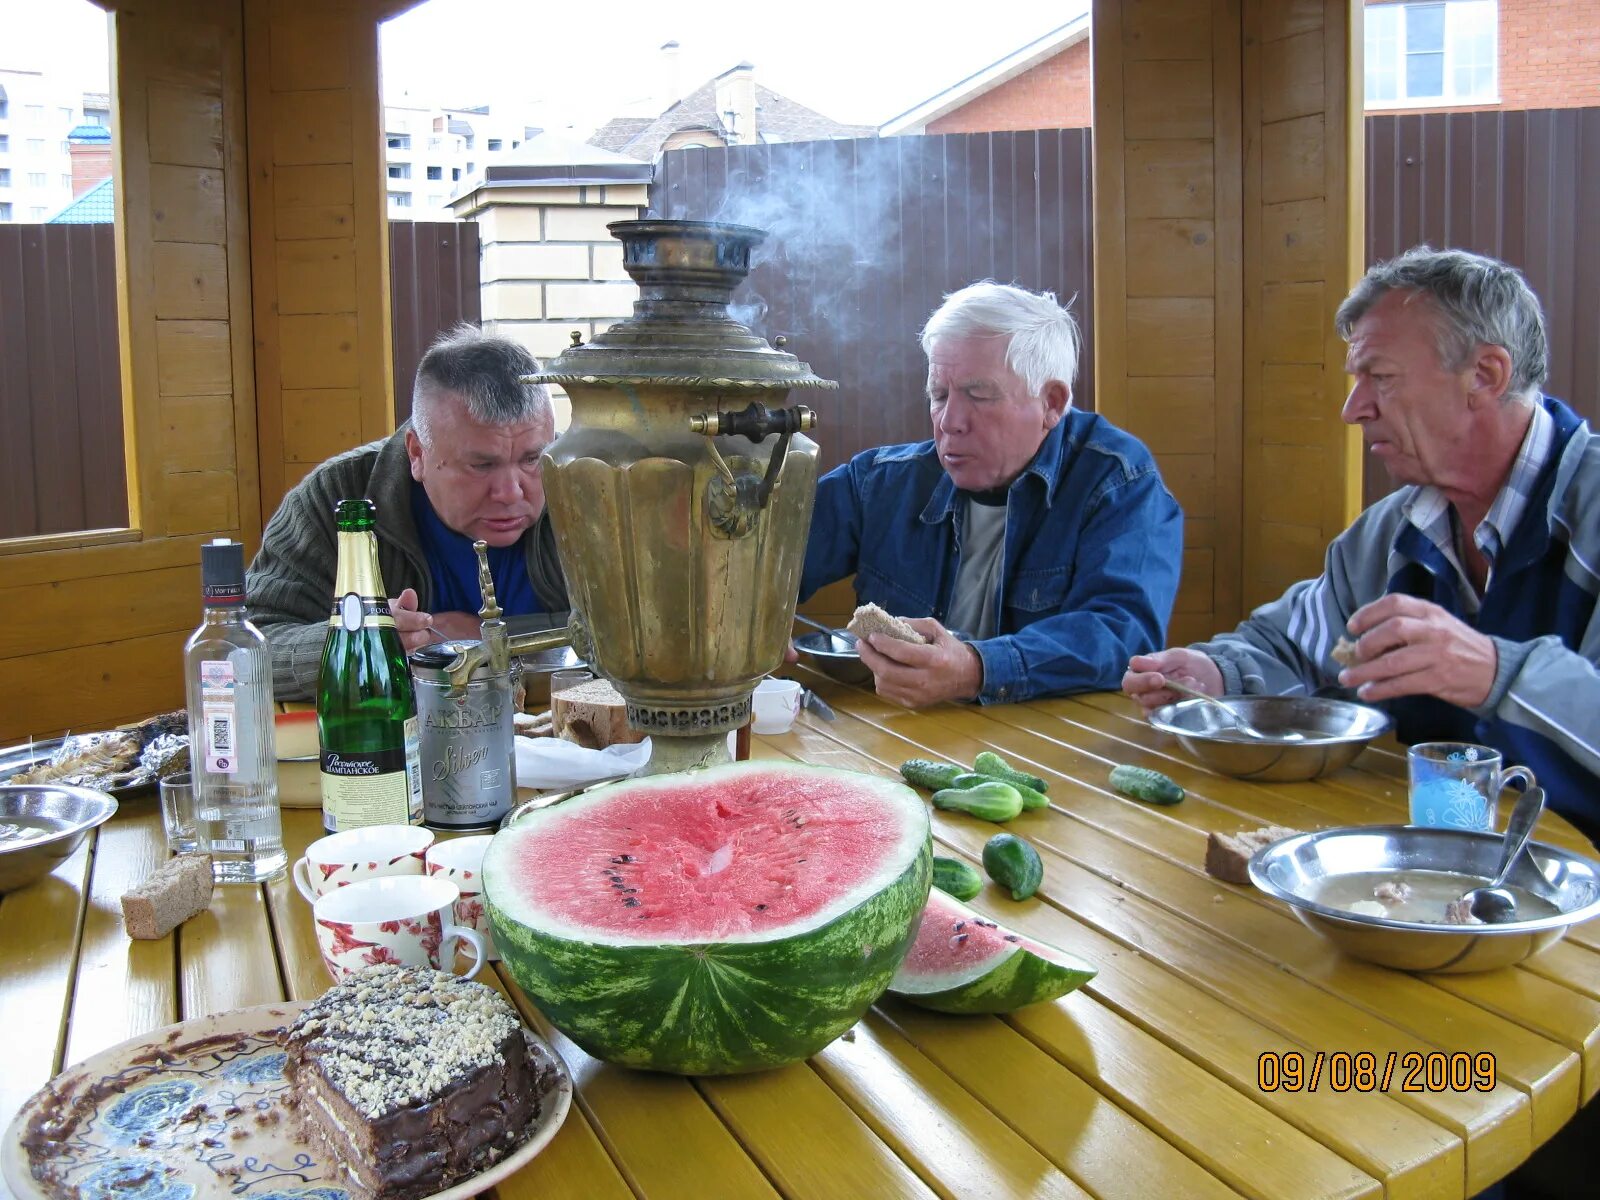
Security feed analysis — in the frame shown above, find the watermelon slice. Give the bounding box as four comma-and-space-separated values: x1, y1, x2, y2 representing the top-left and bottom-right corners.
485, 762, 931, 1074
888, 888, 1096, 1014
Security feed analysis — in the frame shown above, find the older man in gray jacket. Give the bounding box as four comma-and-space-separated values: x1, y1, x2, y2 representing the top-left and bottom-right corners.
1124, 247, 1600, 847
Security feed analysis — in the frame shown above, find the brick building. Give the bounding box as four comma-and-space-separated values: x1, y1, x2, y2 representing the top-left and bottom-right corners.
880, 2, 1598, 135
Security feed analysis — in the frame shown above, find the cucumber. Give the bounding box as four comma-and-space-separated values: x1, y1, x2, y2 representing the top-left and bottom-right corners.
956, 768, 1048, 809
1009, 780, 1050, 811
931, 856, 984, 901
950, 772, 992, 789
973, 751, 1047, 793
983, 833, 1044, 900
900, 759, 965, 791
1108, 764, 1185, 805
931, 781, 1024, 822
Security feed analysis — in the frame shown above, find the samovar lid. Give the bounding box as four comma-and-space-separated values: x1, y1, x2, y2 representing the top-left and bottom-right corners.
525, 218, 838, 392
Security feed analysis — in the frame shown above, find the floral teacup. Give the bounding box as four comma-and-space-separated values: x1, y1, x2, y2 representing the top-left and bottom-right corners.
292, 824, 434, 903
312, 875, 486, 982
426, 835, 497, 961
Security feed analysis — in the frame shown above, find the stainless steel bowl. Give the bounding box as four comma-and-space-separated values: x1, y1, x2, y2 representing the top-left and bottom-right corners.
1250, 824, 1600, 972
0, 784, 119, 893
515, 644, 585, 709
1148, 695, 1392, 781
793, 629, 874, 686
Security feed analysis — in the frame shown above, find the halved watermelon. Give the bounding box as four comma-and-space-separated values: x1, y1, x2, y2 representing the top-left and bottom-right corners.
484, 762, 931, 1074
888, 888, 1096, 1014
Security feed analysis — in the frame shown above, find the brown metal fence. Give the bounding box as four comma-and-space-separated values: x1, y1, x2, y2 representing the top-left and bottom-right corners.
1365, 106, 1600, 504
389, 220, 481, 425
0, 223, 125, 539
651, 131, 1095, 471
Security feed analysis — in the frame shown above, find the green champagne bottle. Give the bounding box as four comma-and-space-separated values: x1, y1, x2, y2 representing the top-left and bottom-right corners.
316, 498, 423, 832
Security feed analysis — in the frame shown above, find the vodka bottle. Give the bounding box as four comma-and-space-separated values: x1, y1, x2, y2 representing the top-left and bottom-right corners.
183, 538, 286, 883
317, 498, 423, 832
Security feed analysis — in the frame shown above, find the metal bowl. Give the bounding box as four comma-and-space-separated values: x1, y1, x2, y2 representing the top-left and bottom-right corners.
1148, 695, 1392, 781
515, 644, 585, 709
1250, 824, 1600, 973
793, 629, 874, 686
0, 784, 119, 894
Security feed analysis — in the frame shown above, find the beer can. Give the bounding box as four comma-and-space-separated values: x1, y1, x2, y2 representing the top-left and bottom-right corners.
408, 640, 518, 831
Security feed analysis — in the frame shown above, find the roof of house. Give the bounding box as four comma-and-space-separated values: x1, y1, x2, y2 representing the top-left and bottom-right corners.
82, 92, 110, 109
878, 12, 1090, 136
590, 71, 875, 161
67, 124, 111, 143
49, 176, 114, 224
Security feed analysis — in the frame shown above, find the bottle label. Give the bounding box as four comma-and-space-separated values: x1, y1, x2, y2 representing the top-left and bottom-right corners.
320, 745, 419, 830
404, 716, 424, 824
328, 593, 396, 631
199, 660, 238, 775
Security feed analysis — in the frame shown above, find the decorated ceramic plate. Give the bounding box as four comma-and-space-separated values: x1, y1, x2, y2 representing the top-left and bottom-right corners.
2, 1001, 572, 1200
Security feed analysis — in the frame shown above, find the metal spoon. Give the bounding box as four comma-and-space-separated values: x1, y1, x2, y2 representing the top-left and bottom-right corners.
792, 612, 856, 650
1164, 679, 1304, 742
1462, 784, 1546, 924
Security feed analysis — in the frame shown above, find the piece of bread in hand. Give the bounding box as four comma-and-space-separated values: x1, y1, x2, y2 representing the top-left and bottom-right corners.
121, 853, 215, 939
846, 603, 928, 646
1330, 636, 1360, 668
1204, 825, 1304, 885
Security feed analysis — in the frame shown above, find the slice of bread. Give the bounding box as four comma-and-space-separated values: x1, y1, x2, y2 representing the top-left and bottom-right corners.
1204, 825, 1303, 885
1331, 636, 1360, 668
552, 678, 647, 749
121, 853, 215, 939
846, 603, 928, 646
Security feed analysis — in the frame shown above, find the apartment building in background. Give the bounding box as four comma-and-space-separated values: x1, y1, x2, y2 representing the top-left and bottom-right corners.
383, 100, 551, 219
0, 67, 112, 223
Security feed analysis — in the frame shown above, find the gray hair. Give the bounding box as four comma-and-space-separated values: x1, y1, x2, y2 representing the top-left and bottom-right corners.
919, 281, 1081, 399
410, 324, 552, 445
1335, 246, 1548, 398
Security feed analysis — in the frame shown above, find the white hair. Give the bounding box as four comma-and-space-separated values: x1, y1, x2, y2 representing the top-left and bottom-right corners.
919, 281, 1082, 398
410, 323, 552, 445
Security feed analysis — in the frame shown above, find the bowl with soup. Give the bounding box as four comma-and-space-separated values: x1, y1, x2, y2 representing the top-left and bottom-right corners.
1249, 824, 1600, 973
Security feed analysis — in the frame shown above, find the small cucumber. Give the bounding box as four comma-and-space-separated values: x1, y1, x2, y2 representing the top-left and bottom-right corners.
931, 856, 984, 901
1009, 780, 1050, 811
983, 833, 1044, 900
931, 781, 1024, 822
957, 768, 1048, 809
950, 772, 992, 789
973, 750, 1047, 793
1108, 764, 1185, 805
900, 759, 965, 791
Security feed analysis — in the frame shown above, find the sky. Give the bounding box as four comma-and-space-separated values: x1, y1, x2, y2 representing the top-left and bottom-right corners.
0, 0, 111, 88
378, 0, 1083, 135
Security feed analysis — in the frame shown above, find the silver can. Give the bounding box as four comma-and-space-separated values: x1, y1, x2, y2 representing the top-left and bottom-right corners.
408, 639, 518, 831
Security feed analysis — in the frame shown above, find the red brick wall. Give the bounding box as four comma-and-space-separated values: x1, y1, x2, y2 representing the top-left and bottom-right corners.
927, 40, 1091, 133
69, 145, 112, 198
1367, 0, 1600, 113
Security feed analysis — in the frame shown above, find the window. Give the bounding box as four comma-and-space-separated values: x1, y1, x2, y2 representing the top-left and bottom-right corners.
24, 104, 44, 122
451, 167, 461, 181
387, 133, 410, 150
28, 172, 45, 188
60, 174, 70, 188
426, 165, 441, 180
84, 108, 109, 126
60, 141, 69, 154
0, 203, 9, 220
0, 98, 7, 119
1365, 1, 1498, 107
487, 138, 502, 151
29, 206, 45, 219
60, 106, 74, 122
0, 135, 8, 152
26, 139, 43, 154
0, 169, 8, 186
388, 190, 412, 207
387, 162, 410, 179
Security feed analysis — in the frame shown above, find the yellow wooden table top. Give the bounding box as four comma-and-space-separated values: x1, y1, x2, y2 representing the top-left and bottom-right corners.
6, 675, 1600, 1200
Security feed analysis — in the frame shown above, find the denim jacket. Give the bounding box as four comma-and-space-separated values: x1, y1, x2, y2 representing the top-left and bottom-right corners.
800, 409, 1184, 703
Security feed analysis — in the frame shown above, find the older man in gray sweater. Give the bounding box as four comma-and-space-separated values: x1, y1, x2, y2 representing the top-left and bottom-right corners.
247, 326, 568, 700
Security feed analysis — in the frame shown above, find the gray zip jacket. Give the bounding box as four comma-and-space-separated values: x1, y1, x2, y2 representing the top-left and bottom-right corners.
247, 427, 569, 701
1190, 399, 1600, 839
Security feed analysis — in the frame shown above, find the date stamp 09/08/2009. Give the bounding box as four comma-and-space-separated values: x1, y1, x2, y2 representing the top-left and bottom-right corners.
1258, 1050, 1497, 1093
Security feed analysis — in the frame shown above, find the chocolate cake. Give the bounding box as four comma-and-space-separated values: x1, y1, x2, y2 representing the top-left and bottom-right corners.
282, 964, 551, 1197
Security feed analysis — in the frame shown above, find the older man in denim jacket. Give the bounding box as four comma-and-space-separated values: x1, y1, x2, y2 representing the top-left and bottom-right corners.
799, 281, 1184, 708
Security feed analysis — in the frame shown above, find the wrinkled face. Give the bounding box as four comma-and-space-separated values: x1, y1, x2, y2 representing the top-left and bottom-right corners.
1341, 289, 1478, 488
406, 392, 555, 547
926, 335, 1066, 492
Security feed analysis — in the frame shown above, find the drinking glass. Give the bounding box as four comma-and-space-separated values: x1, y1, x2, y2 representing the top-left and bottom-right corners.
549, 668, 595, 696
1407, 742, 1536, 832
158, 771, 200, 855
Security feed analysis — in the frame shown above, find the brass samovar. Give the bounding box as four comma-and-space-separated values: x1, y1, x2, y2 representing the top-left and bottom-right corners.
449, 219, 835, 775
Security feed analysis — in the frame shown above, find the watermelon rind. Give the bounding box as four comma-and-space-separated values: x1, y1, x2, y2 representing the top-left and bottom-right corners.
484, 762, 932, 1075
889, 890, 1096, 1015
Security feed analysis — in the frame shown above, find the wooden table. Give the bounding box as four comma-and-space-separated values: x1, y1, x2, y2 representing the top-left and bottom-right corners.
6, 676, 1600, 1200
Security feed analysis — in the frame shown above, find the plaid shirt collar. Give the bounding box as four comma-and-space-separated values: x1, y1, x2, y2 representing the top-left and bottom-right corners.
1401, 401, 1553, 610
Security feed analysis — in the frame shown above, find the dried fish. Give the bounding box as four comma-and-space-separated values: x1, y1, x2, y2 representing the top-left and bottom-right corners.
10, 731, 141, 786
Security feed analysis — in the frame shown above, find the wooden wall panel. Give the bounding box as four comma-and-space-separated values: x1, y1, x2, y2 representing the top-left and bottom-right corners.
1093, 0, 1243, 643
248, 0, 394, 518
0, 0, 259, 741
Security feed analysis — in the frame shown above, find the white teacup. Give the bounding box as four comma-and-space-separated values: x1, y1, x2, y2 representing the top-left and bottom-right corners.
425, 835, 498, 961
312, 875, 486, 983
292, 824, 434, 904
752, 678, 803, 735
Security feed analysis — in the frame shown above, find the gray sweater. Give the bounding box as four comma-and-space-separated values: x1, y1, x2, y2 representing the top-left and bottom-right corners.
247, 428, 569, 700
